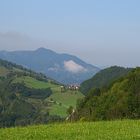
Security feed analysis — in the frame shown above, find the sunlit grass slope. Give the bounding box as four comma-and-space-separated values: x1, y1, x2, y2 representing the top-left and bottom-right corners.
14, 76, 84, 117
0, 120, 139, 140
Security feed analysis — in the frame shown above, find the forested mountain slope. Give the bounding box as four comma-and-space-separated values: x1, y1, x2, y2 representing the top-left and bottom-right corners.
80, 66, 131, 95
74, 68, 140, 121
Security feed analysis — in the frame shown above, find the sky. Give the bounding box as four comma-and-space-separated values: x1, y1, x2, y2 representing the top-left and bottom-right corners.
0, 0, 140, 67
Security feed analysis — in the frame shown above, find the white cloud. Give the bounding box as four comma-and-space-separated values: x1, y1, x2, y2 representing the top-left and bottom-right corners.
64, 60, 87, 73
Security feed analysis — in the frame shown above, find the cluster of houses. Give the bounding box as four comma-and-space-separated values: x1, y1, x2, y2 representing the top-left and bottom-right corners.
60, 84, 80, 92
68, 85, 80, 90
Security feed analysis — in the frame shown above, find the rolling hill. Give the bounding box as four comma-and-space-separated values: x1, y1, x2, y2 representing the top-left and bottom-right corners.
80, 66, 131, 95
0, 48, 100, 84
0, 59, 84, 127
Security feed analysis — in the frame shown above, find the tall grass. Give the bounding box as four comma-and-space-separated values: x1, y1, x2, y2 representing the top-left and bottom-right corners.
0, 120, 139, 140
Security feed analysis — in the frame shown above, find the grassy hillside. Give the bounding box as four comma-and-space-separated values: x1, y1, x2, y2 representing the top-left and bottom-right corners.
13, 76, 84, 117
0, 120, 139, 140
80, 66, 131, 95
0, 59, 84, 127
13, 76, 58, 89
47, 90, 84, 117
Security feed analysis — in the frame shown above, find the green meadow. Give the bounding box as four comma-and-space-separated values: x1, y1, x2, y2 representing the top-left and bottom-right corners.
14, 76, 84, 117
0, 120, 139, 140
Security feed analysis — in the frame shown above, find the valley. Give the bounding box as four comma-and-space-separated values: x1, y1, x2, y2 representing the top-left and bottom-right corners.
0, 59, 84, 127
0, 1, 140, 139
0, 57, 139, 140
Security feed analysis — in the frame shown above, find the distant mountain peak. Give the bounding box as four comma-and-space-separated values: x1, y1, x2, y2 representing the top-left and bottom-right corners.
37, 47, 47, 51
0, 48, 100, 84
36, 47, 56, 54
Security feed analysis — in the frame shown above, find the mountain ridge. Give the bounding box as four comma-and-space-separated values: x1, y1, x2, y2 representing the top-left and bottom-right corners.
0, 47, 100, 84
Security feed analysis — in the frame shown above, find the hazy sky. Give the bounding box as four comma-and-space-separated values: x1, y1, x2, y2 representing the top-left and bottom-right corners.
0, 0, 140, 67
